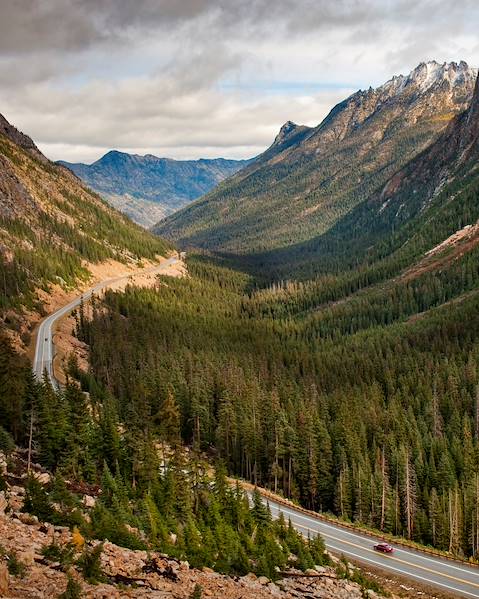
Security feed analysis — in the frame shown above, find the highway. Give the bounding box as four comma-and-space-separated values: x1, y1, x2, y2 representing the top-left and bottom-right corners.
33, 257, 179, 384
258, 494, 479, 598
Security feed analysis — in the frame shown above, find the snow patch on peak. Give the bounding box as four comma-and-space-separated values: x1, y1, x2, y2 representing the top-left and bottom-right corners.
377, 61, 477, 98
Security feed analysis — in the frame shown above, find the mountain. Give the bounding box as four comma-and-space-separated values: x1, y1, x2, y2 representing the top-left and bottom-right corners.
77, 65, 479, 563
0, 113, 171, 327
59, 151, 250, 227
156, 61, 477, 253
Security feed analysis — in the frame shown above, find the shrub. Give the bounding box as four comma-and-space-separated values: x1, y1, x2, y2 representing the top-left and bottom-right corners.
58, 575, 82, 599
76, 543, 104, 584
0, 426, 14, 454
41, 541, 75, 569
190, 584, 203, 599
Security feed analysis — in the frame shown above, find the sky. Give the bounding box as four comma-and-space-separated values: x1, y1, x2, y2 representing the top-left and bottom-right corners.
0, 0, 478, 163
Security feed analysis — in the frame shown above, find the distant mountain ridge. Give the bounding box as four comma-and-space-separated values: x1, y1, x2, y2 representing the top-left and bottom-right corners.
156, 61, 478, 253
59, 151, 251, 227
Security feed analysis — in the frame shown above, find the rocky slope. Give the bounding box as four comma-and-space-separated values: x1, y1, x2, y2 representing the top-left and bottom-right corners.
60, 152, 250, 227
156, 61, 477, 254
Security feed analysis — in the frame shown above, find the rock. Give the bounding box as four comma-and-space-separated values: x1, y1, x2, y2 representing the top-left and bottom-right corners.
33, 472, 51, 485
53, 525, 69, 533
83, 494, 96, 508
257, 575, 270, 585
11, 486, 25, 496
15, 511, 38, 525
314, 565, 327, 573
0, 491, 7, 515
0, 452, 7, 475
0, 562, 8, 595
267, 581, 281, 594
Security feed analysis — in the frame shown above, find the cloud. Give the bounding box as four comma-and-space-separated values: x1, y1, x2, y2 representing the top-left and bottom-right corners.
0, 0, 477, 162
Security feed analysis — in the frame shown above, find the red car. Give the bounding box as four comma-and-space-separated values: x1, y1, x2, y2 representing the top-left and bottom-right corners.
373, 542, 394, 553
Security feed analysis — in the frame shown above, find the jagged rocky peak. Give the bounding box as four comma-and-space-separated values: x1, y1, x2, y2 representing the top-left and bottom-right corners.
274, 120, 300, 142
0, 113, 45, 160
377, 60, 477, 97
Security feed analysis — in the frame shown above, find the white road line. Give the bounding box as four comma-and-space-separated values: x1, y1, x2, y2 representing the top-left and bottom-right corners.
270, 501, 479, 578
325, 543, 479, 599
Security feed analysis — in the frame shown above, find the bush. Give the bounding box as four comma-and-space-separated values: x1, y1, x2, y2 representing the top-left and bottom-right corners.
0, 426, 14, 454
58, 575, 82, 599
76, 543, 104, 584
41, 541, 75, 569
190, 584, 203, 599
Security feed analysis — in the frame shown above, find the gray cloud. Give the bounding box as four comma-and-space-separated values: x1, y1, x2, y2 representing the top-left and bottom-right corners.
0, 0, 477, 162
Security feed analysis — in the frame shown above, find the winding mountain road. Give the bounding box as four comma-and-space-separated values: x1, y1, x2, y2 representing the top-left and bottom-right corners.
259, 494, 479, 598
33, 257, 179, 384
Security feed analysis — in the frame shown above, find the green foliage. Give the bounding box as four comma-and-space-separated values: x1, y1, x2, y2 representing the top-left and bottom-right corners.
41, 541, 75, 569
58, 575, 83, 599
0, 426, 14, 454
189, 584, 203, 599
79, 246, 479, 557
76, 544, 104, 584
0, 545, 27, 578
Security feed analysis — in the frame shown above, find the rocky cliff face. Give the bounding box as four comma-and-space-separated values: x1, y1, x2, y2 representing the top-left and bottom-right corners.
60, 151, 251, 228
0, 114, 45, 161
375, 71, 479, 224
157, 61, 477, 254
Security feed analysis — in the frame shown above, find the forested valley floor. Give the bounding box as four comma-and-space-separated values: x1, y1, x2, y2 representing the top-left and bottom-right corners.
68, 248, 479, 559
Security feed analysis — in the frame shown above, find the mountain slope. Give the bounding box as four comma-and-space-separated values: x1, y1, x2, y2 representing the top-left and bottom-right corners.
156, 61, 477, 253
59, 151, 250, 227
0, 113, 171, 321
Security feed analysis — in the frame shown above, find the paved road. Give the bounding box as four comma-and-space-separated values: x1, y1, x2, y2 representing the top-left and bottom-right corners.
256, 494, 479, 598
33, 257, 179, 384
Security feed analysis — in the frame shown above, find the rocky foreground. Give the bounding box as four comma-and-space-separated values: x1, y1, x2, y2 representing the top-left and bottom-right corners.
0, 453, 435, 599
0, 507, 381, 599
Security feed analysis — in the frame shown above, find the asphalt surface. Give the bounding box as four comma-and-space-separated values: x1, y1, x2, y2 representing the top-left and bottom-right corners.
262, 496, 479, 598
33, 257, 179, 384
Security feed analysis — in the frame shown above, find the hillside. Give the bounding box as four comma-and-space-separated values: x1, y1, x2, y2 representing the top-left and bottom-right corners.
156, 61, 477, 253
0, 113, 171, 339
60, 151, 250, 227
239, 70, 479, 280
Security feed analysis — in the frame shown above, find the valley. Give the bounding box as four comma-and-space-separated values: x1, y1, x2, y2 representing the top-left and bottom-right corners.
1, 8, 479, 596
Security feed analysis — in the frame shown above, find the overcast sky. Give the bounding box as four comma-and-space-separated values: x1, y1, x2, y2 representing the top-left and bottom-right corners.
0, 0, 478, 163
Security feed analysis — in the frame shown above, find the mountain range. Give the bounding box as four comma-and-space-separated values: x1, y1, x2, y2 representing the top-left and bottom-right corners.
59, 151, 250, 227
156, 61, 478, 260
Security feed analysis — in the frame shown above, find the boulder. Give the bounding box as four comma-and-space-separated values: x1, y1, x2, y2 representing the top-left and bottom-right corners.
34, 472, 51, 485
83, 494, 96, 508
